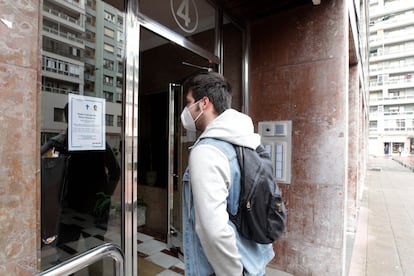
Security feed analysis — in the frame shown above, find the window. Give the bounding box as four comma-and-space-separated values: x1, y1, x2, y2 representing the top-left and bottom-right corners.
118, 62, 123, 74
106, 114, 114, 126
54, 108, 65, 122
117, 115, 122, 127
85, 46, 95, 58
116, 93, 122, 103
104, 91, 114, 102
377, 75, 383, 85
104, 27, 115, 38
85, 64, 95, 76
104, 43, 114, 53
117, 31, 123, 43
85, 30, 95, 42
385, 106, 400, 115
104, 75, 114, 85
104, 11, 115, 23
84, 80, 95, 92
369, 121, 378, 130
385, 119, 405, 131
103, 59, 114, 70
116, 77, 122, 88
388, 90, 400, 98
86, 14, 96, 26
396, 119, 405, 130
392, 142, 404, 154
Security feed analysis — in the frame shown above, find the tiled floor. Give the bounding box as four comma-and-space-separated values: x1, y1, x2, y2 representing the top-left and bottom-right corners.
41, 214, 288, 275
137, 231, 185, 276
41, 209, 185, 275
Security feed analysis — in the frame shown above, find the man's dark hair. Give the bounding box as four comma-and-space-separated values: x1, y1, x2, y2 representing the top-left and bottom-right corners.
184, 72, 232, 114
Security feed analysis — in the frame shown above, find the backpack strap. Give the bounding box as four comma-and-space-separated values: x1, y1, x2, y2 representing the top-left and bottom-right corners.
196, 138, 241, 216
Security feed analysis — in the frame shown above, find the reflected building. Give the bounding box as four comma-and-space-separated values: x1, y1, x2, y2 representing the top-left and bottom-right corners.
41, 0, 123, 150
368, 0, 414, 155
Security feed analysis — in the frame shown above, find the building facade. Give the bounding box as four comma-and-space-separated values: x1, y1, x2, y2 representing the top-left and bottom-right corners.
0, 0, 369, 275
41, 0, 123, 149
368, 0, 414, 156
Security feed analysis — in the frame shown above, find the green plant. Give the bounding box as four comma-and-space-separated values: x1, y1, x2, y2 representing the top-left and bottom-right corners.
137, 195, 147, 207
94, 192, 111, 223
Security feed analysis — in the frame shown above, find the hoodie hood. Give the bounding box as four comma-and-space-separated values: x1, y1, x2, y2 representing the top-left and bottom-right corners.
198, 109, 261, 149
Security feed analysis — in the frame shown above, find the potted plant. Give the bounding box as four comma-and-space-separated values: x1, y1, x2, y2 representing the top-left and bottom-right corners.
137, 195, 147, 227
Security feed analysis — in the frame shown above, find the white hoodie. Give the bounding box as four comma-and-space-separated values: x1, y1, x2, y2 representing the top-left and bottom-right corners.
188, 109, 261, 275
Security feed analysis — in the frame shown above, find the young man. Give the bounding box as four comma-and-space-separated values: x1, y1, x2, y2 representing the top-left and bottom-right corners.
181, 72, 275, 275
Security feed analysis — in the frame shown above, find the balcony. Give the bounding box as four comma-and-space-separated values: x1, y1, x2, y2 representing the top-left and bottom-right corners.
46, 0, 86, 13
369, 33, 414, 48
369, 47, 414, 62
369, 94, 414, 105
42, 85, 79, 95
369, 63, 414, 77
43, 6, 84, 31
43, 25, 84, 48
370, 1, 414, 18
370, 77, 414, 90
370, 12, 414, 33
42, 55, 84, 81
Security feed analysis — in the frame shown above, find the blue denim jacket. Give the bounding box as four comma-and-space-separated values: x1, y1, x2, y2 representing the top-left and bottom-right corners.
182, 138, 275, 275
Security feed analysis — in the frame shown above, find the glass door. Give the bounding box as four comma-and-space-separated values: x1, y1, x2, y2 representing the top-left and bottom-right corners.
40, 0, 125, 274
137, 26, 214, 275
167, 83, 184, 255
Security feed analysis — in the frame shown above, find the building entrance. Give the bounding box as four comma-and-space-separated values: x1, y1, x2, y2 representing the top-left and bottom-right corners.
38, 0, 244, 273
136, 27, 215, 274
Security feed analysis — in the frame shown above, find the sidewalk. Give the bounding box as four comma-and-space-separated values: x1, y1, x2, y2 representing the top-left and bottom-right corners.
393, 156, 414, 172
348, 156, 414, 276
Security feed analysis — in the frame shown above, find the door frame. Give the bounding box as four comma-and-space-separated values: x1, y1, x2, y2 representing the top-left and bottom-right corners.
124, 9, 222, 276
124, 1, 248, 274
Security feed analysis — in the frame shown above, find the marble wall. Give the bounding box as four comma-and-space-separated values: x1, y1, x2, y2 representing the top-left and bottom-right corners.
0, 0, 41, 274
249, 0, 349, 274
0, 0, 367, 275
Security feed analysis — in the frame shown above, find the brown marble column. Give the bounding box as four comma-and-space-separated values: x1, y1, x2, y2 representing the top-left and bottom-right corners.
0, 0, 42, 274
249, 0, 348, 274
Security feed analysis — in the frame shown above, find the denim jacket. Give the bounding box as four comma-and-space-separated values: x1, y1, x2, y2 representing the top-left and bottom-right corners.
182, 138, 275, 275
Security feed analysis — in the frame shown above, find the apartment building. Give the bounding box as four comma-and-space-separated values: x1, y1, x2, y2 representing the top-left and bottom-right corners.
41, 0, 122, 149
1, 0, 369, 275
368, 0, 414, 156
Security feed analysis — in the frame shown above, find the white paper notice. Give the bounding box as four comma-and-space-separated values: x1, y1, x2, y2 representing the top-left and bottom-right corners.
68, 93, 106, 151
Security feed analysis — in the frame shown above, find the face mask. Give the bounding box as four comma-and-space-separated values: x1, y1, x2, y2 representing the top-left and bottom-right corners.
181, 100, 203, 131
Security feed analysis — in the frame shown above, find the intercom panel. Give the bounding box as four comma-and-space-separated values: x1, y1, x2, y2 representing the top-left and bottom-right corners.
258, 121, 292, 184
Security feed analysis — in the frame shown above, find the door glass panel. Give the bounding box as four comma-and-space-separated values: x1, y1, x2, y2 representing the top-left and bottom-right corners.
137, 26, 213, 275
223, 16, 244, 111
40, 0, 125, 273
139, 0, 216, 53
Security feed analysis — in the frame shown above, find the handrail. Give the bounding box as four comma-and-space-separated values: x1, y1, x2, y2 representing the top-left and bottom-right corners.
38, 243, 124, 276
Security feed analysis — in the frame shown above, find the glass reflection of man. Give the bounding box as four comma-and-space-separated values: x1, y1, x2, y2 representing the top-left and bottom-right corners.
41, 103, 120, 247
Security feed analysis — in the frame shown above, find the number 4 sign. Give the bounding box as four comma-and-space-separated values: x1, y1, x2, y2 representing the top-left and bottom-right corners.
170, 0, 199, 33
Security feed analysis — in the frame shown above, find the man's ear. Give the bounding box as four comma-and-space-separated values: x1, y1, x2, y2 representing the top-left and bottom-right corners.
200, 96, 210, 110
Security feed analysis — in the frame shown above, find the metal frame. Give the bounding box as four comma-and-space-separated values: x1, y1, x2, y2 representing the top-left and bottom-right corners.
38, 244, 124, 276
136, 12, 220, 65
124, 1, 140, 275
39, 0, 248, 275
122, 1, 249, 275
167, 83, 177, 249
242, 25, 250, 114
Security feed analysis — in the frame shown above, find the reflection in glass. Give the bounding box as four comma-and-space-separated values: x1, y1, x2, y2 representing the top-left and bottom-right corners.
40, 0, 124, 274
223, 16, 244, 111
139, 0, 216, 52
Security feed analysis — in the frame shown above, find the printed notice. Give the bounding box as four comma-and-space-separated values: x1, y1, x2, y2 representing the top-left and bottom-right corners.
68, 93, 106, 151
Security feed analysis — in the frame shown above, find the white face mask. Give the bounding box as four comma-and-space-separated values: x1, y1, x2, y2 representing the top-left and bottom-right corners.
180, 100, 203, 131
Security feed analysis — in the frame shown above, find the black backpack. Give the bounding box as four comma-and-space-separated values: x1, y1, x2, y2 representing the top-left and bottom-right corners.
229, 144, 287, 244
